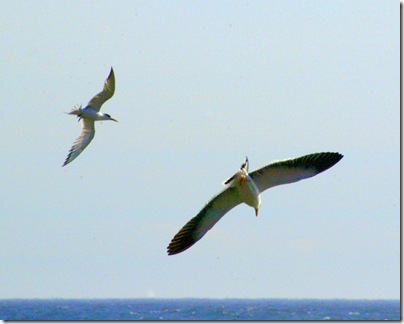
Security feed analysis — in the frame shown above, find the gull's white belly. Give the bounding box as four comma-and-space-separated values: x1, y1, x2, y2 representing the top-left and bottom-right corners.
236, 176, 261, 208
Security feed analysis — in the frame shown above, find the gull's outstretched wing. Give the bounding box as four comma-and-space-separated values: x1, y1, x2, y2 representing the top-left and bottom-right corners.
167, 186, 243, 255
249, 152, 343, 193
63, 119, 96, 167
86, 67, 115, 111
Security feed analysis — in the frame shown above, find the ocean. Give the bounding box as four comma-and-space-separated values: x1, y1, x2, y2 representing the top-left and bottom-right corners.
0, 299, 400, 320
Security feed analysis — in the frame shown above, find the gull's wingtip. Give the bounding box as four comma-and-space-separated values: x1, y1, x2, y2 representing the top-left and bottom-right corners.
167, 245, 177, 256
311, 152, 344, 174
167, 244, 193, 256
167, 230, 198, 256
332, 151, 344, 162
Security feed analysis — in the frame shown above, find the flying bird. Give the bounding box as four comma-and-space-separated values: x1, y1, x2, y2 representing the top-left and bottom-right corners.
167, 152, 343, 255
63, 67, 117, 167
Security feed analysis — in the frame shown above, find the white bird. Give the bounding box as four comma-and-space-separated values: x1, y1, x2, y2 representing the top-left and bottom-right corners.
63, 67, 117, 167
167, 152, 343, 255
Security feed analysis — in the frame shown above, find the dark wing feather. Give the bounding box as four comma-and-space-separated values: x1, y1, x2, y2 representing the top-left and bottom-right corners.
249, 152, 343, 193
167, 186, 242, 255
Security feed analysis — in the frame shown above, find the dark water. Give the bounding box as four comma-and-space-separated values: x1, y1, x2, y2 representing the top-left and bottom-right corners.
0, 299, 400, 320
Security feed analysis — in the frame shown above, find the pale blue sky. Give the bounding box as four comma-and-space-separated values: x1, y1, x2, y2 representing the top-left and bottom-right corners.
0, 1, 399, 299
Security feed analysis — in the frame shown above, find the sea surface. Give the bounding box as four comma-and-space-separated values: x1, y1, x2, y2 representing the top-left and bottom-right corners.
0, 299, 400, 320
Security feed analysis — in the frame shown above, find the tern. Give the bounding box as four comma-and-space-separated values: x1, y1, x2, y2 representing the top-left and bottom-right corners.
62, 67, 117, 167
167, 152, 343, 255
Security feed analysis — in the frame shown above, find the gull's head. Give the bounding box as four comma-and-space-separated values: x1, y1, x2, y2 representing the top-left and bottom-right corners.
254, 200, 261, 217
103, 113, 118, 122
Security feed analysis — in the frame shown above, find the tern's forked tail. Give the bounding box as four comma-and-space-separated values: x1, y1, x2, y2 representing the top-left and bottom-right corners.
67, 105, 82, 116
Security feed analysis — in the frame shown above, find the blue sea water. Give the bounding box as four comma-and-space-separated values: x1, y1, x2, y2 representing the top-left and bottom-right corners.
0, 299, 400, 320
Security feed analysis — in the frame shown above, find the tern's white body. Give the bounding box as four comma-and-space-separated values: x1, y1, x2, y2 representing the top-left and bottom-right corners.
63, 67, 117, 167
167, 152, 343, 255
78, 107, 113, 120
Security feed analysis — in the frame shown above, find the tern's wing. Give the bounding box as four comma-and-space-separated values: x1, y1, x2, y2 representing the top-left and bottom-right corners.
86, 67, 115, 111
167, 186, 243, 255
249, 152, 343, 193
63, 119, 96, 166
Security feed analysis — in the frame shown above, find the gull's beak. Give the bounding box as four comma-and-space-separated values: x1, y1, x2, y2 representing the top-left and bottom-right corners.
255, 208, 259, 217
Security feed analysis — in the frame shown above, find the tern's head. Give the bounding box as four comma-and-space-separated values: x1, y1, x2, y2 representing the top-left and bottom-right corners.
102, 113, 118, 122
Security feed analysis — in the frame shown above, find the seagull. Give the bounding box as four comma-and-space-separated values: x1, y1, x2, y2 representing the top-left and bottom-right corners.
62, 67, 117, 167
167, 152, 343, 255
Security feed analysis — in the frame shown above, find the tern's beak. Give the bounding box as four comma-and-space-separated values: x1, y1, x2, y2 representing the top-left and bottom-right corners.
255, 208, 259, 217
111, 118, 119, 122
